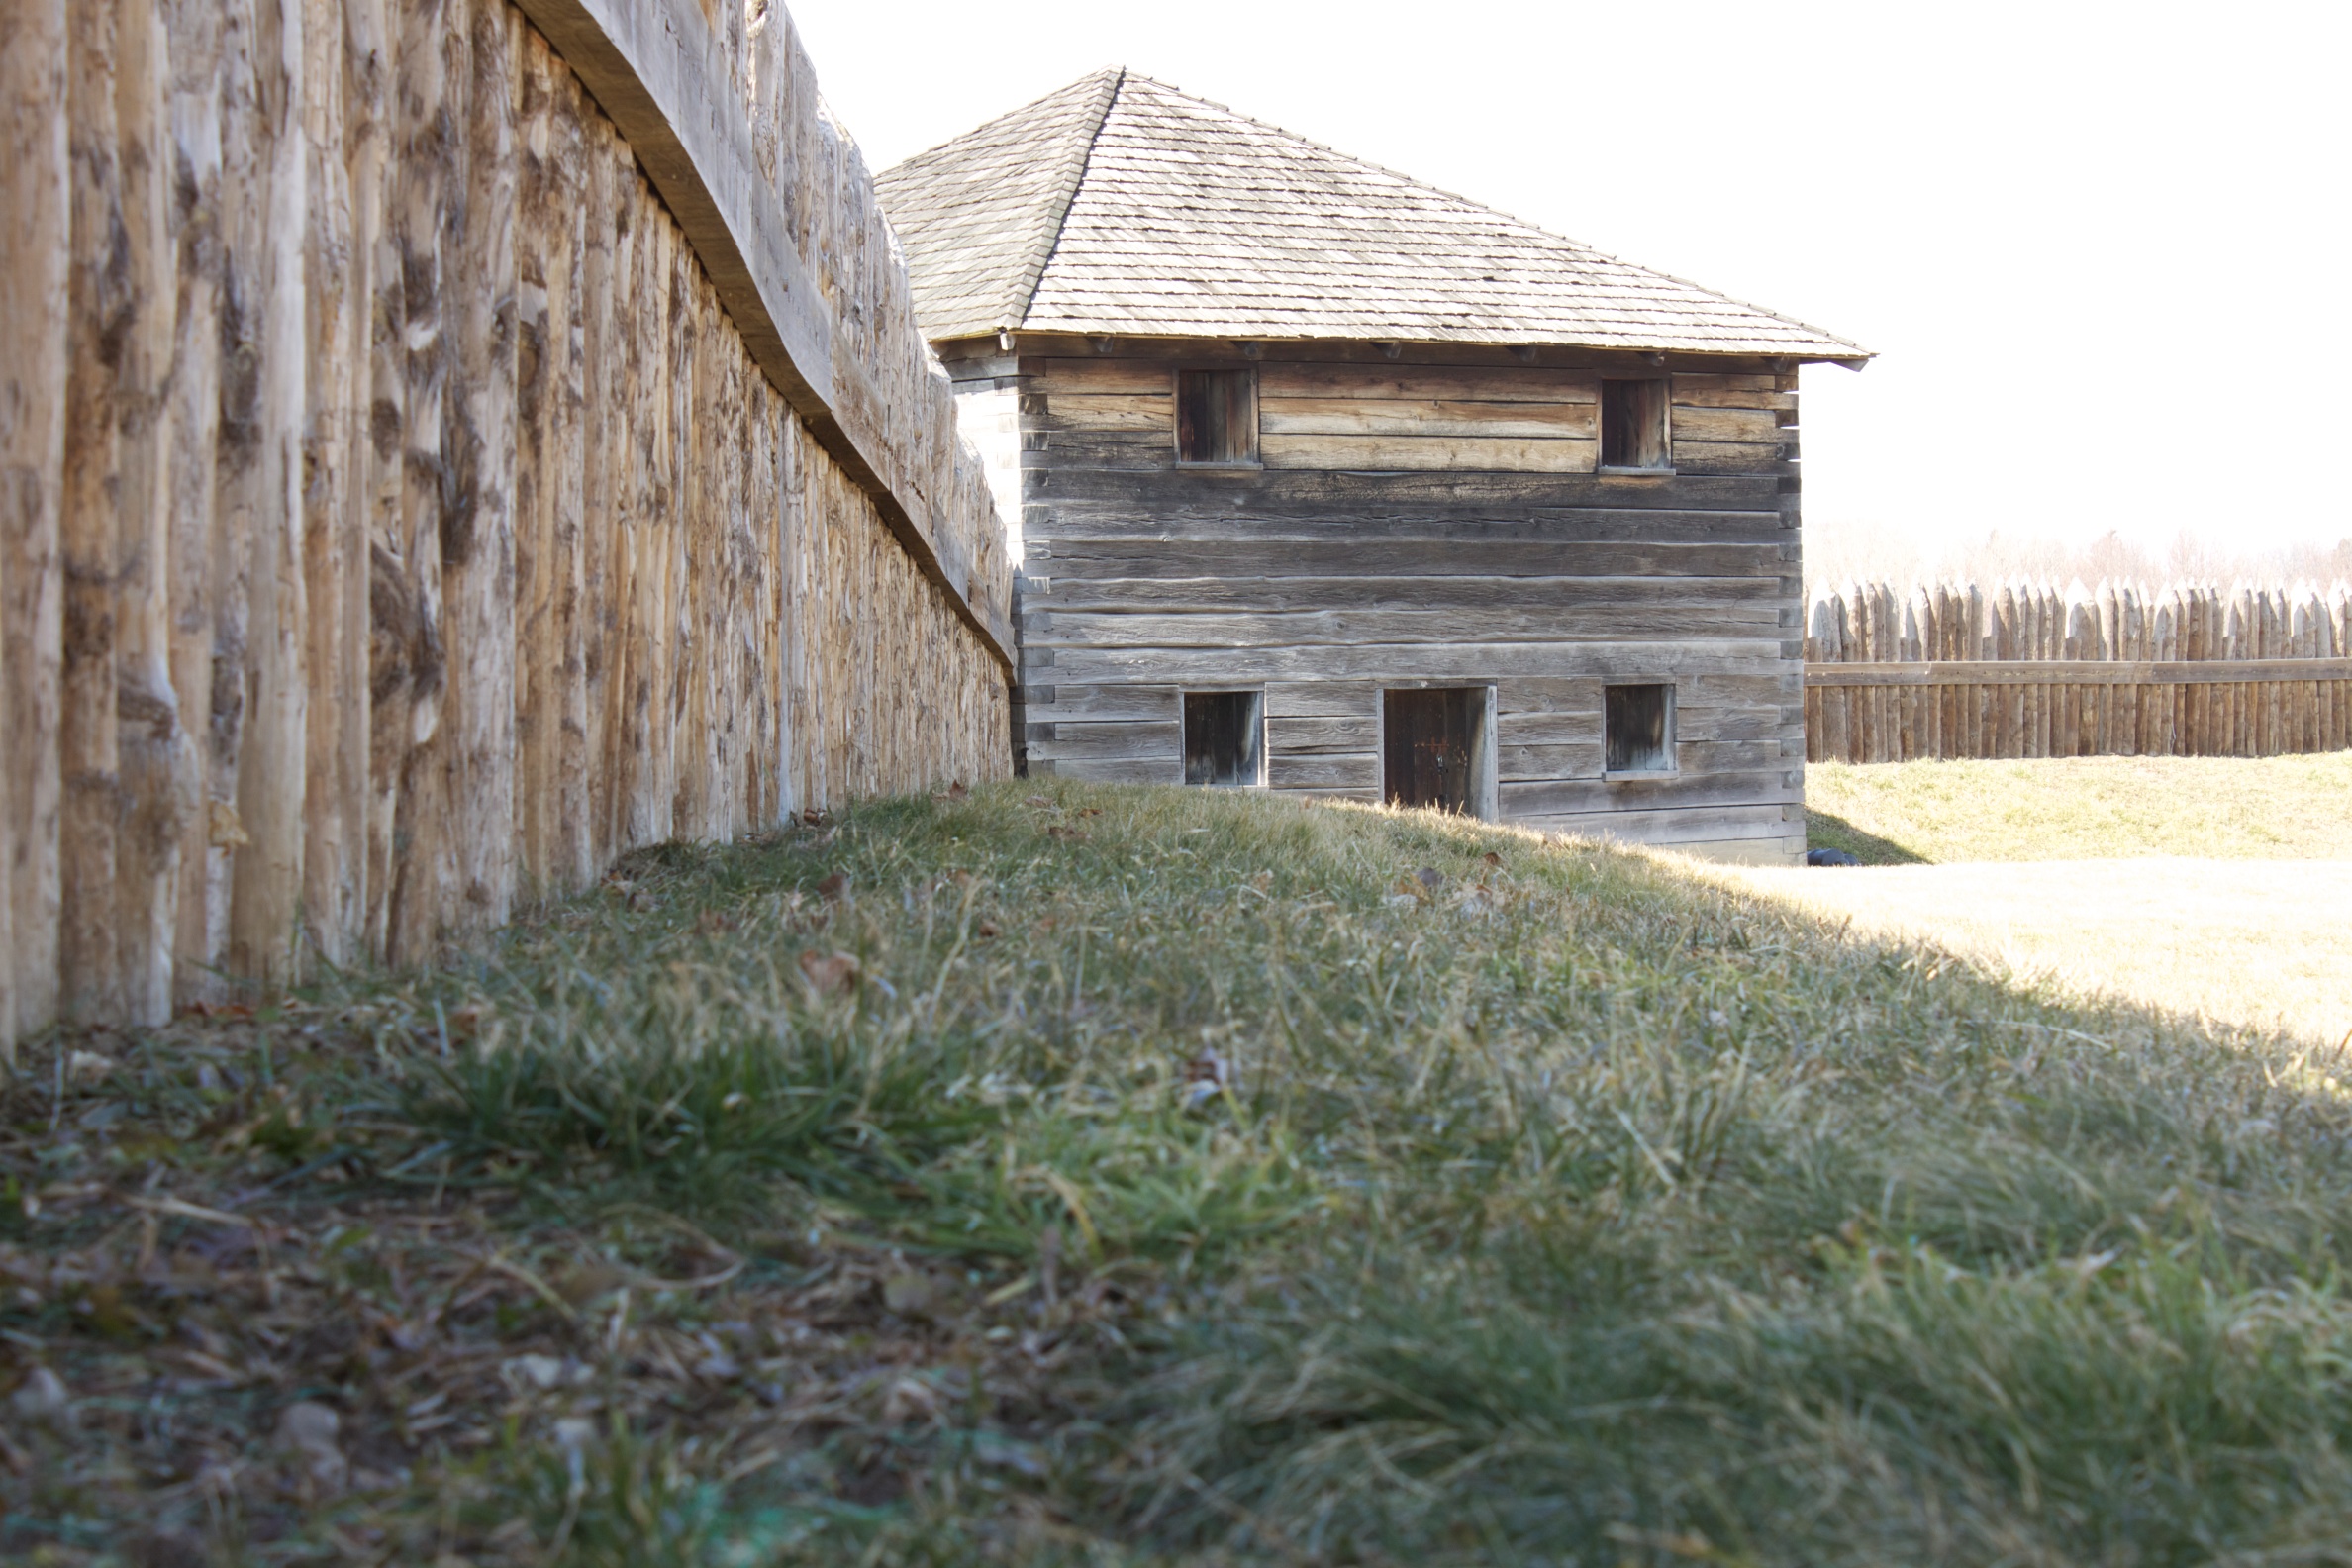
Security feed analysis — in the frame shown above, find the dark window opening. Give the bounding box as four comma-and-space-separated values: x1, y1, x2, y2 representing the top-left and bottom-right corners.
1600, 378, 1670, 470
1184, 690, 1263, 786
1605, 684, 1675, 773
1383, 688, 1486, 814
1176, 369, 1258, 465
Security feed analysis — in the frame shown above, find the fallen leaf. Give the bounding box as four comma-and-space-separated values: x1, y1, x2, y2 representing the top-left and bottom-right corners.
1025, 795, 1054, 808
1182, 1051, 1233, 1108
555, 1259, 631, 1305
1483, 851, 1504, 868
505, 1354, 567, 1392
1046, 826, 1089, 842
817, 872, 849, 902
274, 1401, 346, 1491
799, 950, 862, 996
882, 1271, 933, 1316
696, 910, 739, 934
976, 920, 1001, 939
1075, 807, 1102, 818
10, 1367, 69, 1425
881, 1376, 940, 1423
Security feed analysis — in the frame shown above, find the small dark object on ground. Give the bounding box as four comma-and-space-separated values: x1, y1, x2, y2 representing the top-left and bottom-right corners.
1808, 848, 1861, 867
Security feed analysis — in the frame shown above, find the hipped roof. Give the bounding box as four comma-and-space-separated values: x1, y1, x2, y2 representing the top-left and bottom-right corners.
876, 68, 1867, 361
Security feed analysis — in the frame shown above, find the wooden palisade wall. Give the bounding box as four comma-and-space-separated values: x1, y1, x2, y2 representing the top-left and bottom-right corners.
952, 336, 1807, 863
0, 0, 1012, 1049
1806, 581, 2352, 762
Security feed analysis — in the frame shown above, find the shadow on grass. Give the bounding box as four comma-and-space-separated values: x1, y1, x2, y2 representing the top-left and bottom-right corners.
1807, 808, 1932, 865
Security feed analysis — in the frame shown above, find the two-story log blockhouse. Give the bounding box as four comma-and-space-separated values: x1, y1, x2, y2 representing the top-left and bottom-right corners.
878, 69, 1869, 862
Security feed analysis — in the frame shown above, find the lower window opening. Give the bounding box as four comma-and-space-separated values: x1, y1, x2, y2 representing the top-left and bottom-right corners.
1605, 683, 1675, 773
1382, 687, 1489, 815
1184, 690, 1263, 786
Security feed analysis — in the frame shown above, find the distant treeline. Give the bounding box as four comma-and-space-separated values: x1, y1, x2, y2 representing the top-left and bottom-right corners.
1803, 522, 2352, 602
1807, 580, 2351, 664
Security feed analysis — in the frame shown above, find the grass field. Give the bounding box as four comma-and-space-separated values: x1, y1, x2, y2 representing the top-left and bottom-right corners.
1805, 751, 2352, 864
9, 782, 2352, 1565
1781, 754, 2352, 1046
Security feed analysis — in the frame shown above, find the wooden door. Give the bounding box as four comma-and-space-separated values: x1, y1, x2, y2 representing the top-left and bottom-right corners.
1383, 688, 1476, 812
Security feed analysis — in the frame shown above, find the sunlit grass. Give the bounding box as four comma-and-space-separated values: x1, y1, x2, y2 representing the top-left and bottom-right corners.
1806, 751, 2352, 864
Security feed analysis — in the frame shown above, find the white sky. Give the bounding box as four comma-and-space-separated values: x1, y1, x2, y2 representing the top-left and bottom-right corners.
789, 0, 2351, 556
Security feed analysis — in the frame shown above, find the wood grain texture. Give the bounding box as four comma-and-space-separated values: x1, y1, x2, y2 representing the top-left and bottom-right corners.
999, 342, 1808, 862
6, 0, 1015, 1043
1804, 580, 2352, 762
0, 0, 69, 1050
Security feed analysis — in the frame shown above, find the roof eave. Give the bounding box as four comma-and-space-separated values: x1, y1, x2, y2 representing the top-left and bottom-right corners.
935, 326, 1870, 364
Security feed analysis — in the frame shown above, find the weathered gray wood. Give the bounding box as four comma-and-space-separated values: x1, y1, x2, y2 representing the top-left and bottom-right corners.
1032, 574, 1782, 615
1023, 606, 1787, 649
1500, 767, 1797, 819
501, 0, 1012, 665
1265, 715, 1377, 751
1029, 756, 1179, 785
1259, 363, 1602, 402
1032, 641, 1787, 685
1034, 539, 1788, 580
1267, 753, 1376, 790
1265, 680, 1382, 718
0, 0, 68, 1048
1021, 683, 1182, 722
1524, 800, 1803, 837
1029, 467, 1787, 518
1669, 440, 1791, 475
1003, 344, 1805, 863
1022, 719, 1179, 763
1499, 743, 1604, 781
1261, 432, 1598, 473
1259, 399, 1597, 440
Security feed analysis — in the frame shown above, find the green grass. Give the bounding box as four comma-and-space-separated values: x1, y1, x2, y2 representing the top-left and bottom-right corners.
1806, 750, 2352, 864
10, 780, 2352, 1565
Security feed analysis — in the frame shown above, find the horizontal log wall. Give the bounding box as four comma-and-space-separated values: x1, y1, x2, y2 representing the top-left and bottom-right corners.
1806, 581, 2352, 762
957, 336, 1808, 864
0, 0, 1011, 1051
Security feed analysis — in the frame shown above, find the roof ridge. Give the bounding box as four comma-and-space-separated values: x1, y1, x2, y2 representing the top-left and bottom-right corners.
998, 66, 1123, 333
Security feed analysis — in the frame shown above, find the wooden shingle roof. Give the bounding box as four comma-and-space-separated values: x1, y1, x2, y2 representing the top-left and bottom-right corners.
877, 68, 1868, 361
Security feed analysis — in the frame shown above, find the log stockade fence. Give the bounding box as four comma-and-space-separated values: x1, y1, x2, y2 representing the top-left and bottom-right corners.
1806, 581, 2352, 764
0, 0, 1016, 1051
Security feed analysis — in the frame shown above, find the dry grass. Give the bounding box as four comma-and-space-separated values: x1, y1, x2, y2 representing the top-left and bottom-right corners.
1807, 752, 2352, 864
1705, 856, 2352, 1047
9, 781, 2352, 1565
1789, 753, 2352, 1044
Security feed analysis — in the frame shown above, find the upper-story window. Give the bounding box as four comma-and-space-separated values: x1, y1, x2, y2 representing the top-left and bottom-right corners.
1600, 377, 1670, 471
1176, 368, 1258, 465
